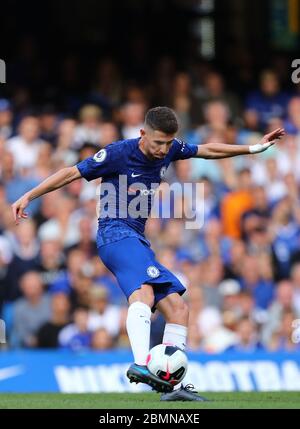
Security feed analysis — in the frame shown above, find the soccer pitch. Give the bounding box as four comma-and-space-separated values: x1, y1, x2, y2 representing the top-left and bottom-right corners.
0, 392, 299, 409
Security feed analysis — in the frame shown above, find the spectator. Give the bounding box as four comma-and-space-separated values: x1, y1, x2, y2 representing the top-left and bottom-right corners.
38, 105, 59, 145
52, 119, 77, 169
221, 168, 254, 239
236, 291, 257, 320
5, 220, 40, 300
261, 280, 300, 346
120, 102, 146, 140
224, 239, 247, 279
66, 216, 98, 258
226, 317, 264, 352
2, 150, 40, 215
58, 306, 92, 351
171, 72, 192, 136
99, 122, 119, 147
34, 142, 53, 179
87, 285, 123, 338
197, 307, 238, 353
0, 99, 13, 139
91, 328, 114, 350
263, 158, 288, 203
290, 263, 300, 315
36, 238, 66, 289
271, 197, 300, 279
245, 69, 290, 131
6, 116, 44, 170
192, 100, 230, 148
49, 248, 87, 297
242, 186, 271, 235
89, 58, 122, 113
199, 218, 231, 264
69, 265, 97, 309
10, 271, 51, 348
37, 292, 71, 348
268, 310, 300, 351
0, 236, 13, 316
284, 97, 300, 136
238, 255, 274, 310
73, 105, 102, 149
201, 256, 224, 309
92, 256, 125, 306
37, 194, 80, 248
33, 190, 64, 228
219, 279, 241, 313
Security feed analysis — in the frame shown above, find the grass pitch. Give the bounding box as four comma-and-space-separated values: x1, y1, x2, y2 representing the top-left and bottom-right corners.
0, 392, 299, 409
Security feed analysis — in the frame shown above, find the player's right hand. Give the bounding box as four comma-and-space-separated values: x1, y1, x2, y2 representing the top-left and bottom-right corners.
249, 128, 285, 154
11, 194, 30, 225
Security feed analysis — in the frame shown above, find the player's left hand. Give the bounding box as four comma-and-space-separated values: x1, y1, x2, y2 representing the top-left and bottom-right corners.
249, 128, 285, 154
11, 194, 30, 225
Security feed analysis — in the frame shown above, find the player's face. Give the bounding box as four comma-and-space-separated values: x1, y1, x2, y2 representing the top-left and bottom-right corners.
140, 128, 175, 160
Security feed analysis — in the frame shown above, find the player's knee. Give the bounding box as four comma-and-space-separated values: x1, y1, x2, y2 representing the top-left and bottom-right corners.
176, 299, 189, 317
140, 285, 155, 307
168, 299, 189, 324
129, 285, 155, 308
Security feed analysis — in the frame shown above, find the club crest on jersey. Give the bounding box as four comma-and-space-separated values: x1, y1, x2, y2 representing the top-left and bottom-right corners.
160, 166, 167, 179
147, 266, 160, 278
93, 149, 107, 163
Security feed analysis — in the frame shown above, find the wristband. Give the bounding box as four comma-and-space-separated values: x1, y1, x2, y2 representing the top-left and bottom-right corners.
249, 142, 270, 154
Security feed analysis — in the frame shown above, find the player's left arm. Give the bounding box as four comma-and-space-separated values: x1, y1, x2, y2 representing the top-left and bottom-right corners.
194, 128, 285, 159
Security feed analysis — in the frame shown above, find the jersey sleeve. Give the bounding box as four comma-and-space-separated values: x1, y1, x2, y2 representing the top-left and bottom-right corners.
170, 138, 198, 161
76, 144, 123, 181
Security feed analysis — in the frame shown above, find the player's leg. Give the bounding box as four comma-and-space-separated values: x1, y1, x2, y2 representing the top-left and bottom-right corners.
98, 239, 155, 368
157, 292, 189, 349
126, 284, 173, 393
157, 293, 208, 401
98, 238, 173, 392
126, 284, 154, 366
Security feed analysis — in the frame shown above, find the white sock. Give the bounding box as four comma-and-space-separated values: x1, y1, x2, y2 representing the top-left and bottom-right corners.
126, 302, 151, 366
163, 323, 187, 351
163, 323, 188, 389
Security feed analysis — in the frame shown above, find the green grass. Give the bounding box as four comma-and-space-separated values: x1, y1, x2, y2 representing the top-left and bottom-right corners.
0, 392, 299, 409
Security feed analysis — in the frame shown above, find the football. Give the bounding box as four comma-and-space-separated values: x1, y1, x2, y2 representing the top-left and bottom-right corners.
146, 344, 188, 386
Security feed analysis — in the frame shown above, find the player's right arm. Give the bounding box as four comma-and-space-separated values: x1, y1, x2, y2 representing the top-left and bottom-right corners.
12, 144, 124, 224
12, 166, 81, 224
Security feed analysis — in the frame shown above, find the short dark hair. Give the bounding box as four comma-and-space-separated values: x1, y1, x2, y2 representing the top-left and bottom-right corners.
145, 107, 179, 134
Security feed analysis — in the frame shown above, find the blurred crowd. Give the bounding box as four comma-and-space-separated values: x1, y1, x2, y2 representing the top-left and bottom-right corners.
1, 59, 300, 354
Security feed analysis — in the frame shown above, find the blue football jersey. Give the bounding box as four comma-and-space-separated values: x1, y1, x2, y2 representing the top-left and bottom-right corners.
76, 137, 198, 245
